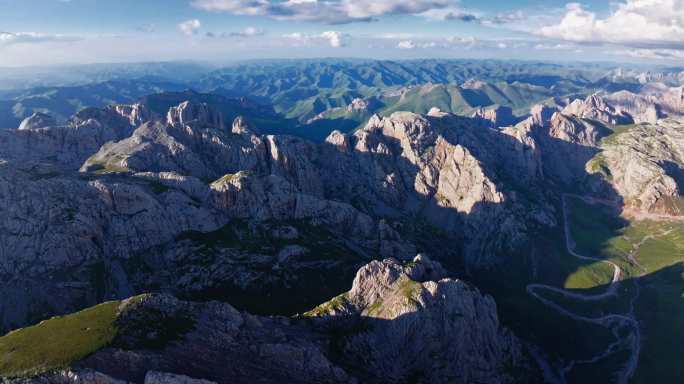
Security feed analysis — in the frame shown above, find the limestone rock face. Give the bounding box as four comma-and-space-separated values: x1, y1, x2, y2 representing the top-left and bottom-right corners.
167, 101, 224, 130
18, 112, 57, 131
0, 100, 562, 336
472, 105, 516, 127
112, 104, 151, 128
591, 119, 684, 215
561, 94, 633, 126
631, 84, 684, 119
528, 104, 558, 127
0, 165, 222, 331
547, 112, 607, 147
324, 130, 350, 152
0, 103, 427, 331
0, 106, 139, 168
604, 90, 663, 124
308, 257, 527, 384
80, 113, 268, 180
82, 106, 550, 267
526, 110, 610, 184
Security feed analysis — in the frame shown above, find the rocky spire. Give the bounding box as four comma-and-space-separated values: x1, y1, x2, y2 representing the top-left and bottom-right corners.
18, 112, 57, 131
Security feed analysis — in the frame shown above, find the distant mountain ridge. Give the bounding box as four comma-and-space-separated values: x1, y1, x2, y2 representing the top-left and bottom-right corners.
2, 60, 682, 141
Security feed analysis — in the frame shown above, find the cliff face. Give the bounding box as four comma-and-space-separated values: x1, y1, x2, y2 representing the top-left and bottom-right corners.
4, 258, 532, 384
307, 256, 526, 384
1, 89, 683, 383
3, 89, 684, 333
11, 92, 659, 332
589, 119, 684, 215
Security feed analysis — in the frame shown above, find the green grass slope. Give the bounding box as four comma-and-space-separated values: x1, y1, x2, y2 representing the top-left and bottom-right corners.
559, 196, 684, 383
0, 301, 120, 378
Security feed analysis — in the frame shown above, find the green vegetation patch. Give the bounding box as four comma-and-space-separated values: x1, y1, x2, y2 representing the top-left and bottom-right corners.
0, 301, 120, 378
564, 261, 616, 290
398, 278, 422, 301
566, 196, 626, 259
303, 293, 349, 317
365, 299, 384, 317
586, 153, 612, 179
210, 171, 250, 187
561, 195, 684, 381
601, 123, 639, 146
92, 162, 128, 175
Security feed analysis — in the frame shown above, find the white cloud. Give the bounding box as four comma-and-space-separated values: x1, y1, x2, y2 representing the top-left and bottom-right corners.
397, 40, 416, 49
0, 32, 80, 46
321, 31, 347, 47
419, 7, 479, 22
236, 26, 264, 37
191, 0, 455, 24
283, 31, 349, 47
376, 32, 417, 39
178, 19, 202, 36
534, 43, 574, 50
486, 10, 527, 25
396, 36, 481, 49
539, 1, 684, 49
613, 48, 684, 60
207, 26, 265, 38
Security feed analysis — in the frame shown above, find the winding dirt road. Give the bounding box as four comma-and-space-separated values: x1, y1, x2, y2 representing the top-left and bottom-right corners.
526, 194, 640, 384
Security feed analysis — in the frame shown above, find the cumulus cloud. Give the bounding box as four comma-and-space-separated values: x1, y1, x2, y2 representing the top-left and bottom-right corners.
613, 48, 684, 60
231, 26, 264, 37
178, 19, 201, 36
191, 0, 455, 24
397, 40, 416, 49
419, 7, 479, 22
207, 27, 265, 38
0, 32, 80, 46
533, 43, 574, 50
376, 32, 417, 39
396, 35, 480, 49
320, 31, 347, 47
540, 1, 684, 49
283, 31, 349, 47
486, 10, 527, 25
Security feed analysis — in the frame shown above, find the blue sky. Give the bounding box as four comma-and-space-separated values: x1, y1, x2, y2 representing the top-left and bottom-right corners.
0, 0, 682, 66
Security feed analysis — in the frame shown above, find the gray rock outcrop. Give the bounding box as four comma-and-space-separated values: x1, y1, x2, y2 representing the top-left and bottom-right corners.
18, 113, 57, 131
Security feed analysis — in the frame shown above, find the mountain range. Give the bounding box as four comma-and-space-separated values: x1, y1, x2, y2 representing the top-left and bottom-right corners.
0, 59, 684, 383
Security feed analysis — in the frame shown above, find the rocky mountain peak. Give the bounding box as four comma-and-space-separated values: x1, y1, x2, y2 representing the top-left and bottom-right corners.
346, 98, 368, 112
529, 104, 558, 127
324, 130, 350, 152
17, 112, 57, 131
362, 112, 437, 151
562, 93, 633, 125
231, 116, 255, 135
306, 257, 526, 383
167, 101, 224, 129
346, 256, 448, 311
472, 105, 515, 127
112, 103, 150, 127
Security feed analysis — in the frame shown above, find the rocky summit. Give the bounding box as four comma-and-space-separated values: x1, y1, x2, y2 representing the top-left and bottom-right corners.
1, 257, 531, 384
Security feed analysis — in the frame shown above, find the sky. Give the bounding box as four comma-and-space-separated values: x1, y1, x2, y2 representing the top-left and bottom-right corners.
0, 0, 683, 66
